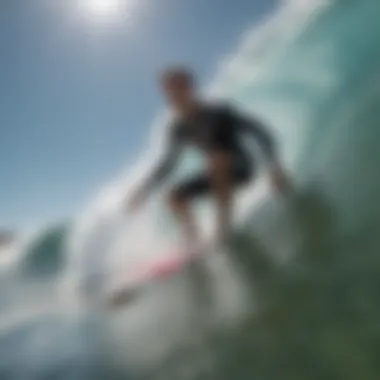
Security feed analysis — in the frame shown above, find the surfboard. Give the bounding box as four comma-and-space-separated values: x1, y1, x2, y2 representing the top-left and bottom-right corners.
106, 245, 202, 308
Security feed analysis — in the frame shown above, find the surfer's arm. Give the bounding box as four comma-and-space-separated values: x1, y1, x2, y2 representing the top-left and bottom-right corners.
229, 106, 291, 192
237, 113, 277, 165
138, 128, 183, 199
218, 104, 277, 164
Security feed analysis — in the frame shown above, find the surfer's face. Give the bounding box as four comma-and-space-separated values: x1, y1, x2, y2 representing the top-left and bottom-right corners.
161, 76, 195, 113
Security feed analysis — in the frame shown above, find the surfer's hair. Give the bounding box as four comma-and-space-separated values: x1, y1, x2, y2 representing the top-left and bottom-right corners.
161, 66, 195, 87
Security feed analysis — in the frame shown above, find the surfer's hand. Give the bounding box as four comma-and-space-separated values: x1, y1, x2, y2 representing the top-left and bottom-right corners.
270, 164, 291, 194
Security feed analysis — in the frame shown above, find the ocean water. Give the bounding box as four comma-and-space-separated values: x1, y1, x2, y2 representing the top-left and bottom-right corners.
1, 0, 380, 379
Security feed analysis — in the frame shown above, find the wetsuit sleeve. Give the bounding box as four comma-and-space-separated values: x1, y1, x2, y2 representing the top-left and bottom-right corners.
229, 107, 278, 164
140, 125, 183, 196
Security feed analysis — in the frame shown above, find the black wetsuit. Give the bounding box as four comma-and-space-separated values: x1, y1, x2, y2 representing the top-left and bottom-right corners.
143, 103, 277, 200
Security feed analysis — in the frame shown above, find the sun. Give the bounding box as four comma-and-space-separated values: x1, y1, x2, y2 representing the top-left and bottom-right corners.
77, 0, 126, 21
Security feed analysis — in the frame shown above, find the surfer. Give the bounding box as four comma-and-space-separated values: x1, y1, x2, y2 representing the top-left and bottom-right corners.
126, 67, 290, 249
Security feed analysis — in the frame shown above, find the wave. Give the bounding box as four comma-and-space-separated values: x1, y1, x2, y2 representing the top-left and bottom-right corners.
4, 0, 380, 379
18, 223, 71, 279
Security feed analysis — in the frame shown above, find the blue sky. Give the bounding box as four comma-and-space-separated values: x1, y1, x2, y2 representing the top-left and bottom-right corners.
0, 0, 277, 231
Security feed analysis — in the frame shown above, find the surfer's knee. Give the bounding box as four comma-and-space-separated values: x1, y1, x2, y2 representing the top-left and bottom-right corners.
167, 189, 187, 211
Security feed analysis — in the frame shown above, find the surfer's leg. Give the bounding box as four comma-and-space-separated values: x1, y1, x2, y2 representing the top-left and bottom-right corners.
168, 191, 198, 244
208, 153, 253, 244
168, 177, 211, 246
208, 153, 233, 243
168, 157, 252, 246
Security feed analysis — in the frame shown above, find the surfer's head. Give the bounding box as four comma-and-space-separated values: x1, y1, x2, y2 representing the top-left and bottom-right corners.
160, 66, 197, 114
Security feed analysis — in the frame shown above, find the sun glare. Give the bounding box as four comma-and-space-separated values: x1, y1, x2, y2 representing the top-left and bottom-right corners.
78, 0, 127, 21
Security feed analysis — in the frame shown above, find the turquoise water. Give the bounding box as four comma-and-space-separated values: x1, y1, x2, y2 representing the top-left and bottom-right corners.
1, 0, 380, 379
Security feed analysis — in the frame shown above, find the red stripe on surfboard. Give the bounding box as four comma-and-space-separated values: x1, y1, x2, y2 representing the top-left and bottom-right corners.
125, 248, 197, 284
